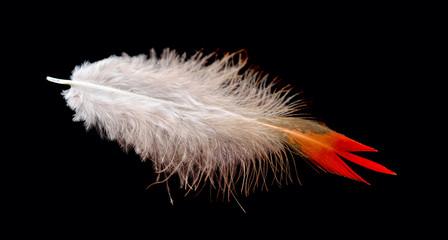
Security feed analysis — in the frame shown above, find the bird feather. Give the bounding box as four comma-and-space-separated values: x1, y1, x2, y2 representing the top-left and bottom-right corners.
47, 49, 395, 198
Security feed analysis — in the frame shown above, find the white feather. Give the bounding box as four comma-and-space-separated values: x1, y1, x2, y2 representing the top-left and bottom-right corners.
47, 48, 394, 200
50, 49, 298, 195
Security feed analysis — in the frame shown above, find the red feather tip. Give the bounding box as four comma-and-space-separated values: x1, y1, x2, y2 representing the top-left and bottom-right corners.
286, 129, 395, 184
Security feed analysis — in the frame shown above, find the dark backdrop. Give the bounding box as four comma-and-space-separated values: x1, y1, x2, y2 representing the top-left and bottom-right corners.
12, 2, 421, 237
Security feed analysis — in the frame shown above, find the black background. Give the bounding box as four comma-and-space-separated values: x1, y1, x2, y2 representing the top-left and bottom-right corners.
9, 2, 428, 237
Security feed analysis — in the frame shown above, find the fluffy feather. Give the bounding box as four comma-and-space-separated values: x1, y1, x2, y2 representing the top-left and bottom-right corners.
47, 49, 395, 198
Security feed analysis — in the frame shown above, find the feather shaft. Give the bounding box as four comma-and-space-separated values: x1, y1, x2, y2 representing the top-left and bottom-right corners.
47, 76, 195, 110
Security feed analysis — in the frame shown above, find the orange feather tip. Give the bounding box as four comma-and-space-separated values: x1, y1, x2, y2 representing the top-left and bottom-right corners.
328, 132, 396, 175
335, 150, 396, 175
330, 132, 378, 152
286, 129, 395, 184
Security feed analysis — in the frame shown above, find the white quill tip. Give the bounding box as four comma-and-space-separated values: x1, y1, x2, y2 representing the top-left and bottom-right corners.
46, 76, 71, 85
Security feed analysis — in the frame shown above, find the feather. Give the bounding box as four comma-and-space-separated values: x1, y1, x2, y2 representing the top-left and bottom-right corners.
47, 49, 395, 198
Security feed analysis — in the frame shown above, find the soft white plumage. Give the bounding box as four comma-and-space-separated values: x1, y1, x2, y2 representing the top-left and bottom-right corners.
48, 48, 395, 201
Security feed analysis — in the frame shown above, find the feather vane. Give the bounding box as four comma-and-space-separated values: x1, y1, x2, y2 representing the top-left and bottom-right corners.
47, 49, 395, 198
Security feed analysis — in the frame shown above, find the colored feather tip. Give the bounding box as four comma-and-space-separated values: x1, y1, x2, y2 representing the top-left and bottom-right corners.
272, 119, 396, 184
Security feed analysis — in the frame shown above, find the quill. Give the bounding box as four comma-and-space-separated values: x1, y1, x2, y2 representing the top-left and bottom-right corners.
47, 49, 395, 199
